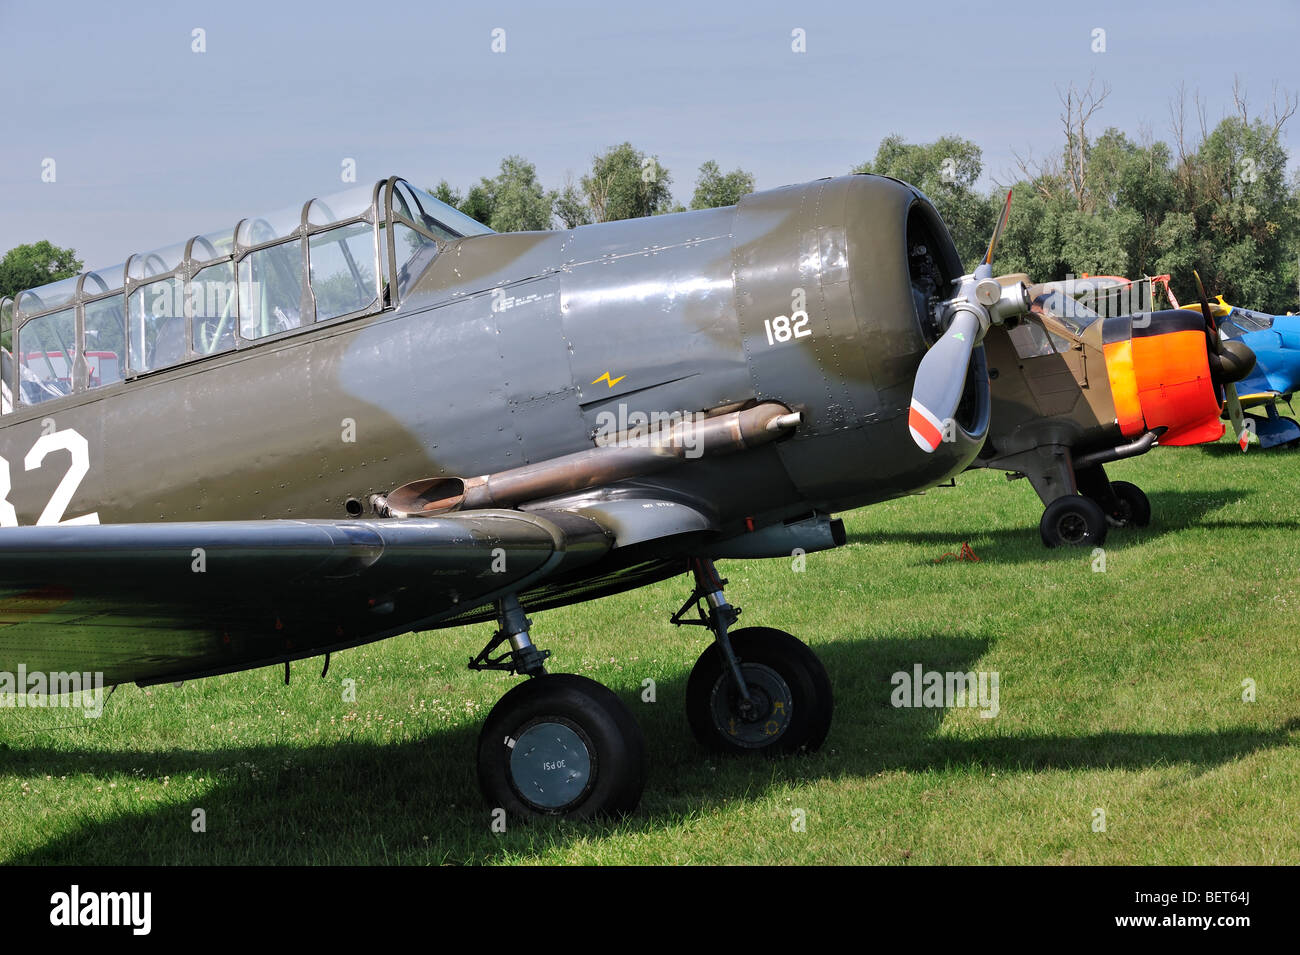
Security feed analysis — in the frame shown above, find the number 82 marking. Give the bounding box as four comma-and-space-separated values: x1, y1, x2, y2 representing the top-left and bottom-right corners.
0, 429, 99, 527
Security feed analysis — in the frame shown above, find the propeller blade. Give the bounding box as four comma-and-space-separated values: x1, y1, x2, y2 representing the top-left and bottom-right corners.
911, 194, 1020, 452
1193, 268, 1220, 341
908, 309, 979, 452
983, 190, 1013, 267
1225, 383, 1250, 451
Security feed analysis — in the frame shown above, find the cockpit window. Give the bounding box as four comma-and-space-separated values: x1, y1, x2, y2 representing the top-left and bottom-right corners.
307, 184, 374, 227
310, 222, 378, 321
84, 295, 126, 387
1, 298, 11, 414
1007, 320, 1057, 358
392, 181, 493, 239
1006, 317, 1074, 358
128, 277, 186, 372
1224, 307, 1276, 334
191, 262, 237, 356
392, 223, 440, 299
1, 349, 11, 415
1026, 284, 1103, 334
240, 240, 306, 340
8, 175, 451, 410
18, 307, 75, 404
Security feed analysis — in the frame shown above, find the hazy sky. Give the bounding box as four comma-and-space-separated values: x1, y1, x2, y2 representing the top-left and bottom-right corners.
1, 0, 1297, 268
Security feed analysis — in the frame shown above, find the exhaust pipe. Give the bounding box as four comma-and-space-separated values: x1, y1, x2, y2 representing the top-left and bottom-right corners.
378, 402, 801, 517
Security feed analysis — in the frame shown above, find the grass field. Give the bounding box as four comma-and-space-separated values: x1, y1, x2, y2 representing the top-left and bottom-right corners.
3, 436, 1299, 865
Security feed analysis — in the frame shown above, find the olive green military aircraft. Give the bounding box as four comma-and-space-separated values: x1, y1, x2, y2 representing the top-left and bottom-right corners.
0, 175, 1035, 818
968, 272, 1255, 547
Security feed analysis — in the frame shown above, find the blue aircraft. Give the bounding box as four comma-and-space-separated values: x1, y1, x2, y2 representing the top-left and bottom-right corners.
1182, 295, 1300, 449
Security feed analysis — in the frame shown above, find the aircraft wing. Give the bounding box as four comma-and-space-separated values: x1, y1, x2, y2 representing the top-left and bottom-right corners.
1236, 390, 1283, 410
0, 511, 613, 687
1231, 361, 1292, 410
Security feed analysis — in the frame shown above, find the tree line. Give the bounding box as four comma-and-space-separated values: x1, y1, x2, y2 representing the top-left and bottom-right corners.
429, 145, 754, 231
5, 79, 1298, 313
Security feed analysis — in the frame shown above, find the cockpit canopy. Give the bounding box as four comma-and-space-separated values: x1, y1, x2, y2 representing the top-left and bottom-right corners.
1026, 283, 1104, 334
1024, 276, 1162, 336
1, 177, 491, 412
1221, 306, 1278, 336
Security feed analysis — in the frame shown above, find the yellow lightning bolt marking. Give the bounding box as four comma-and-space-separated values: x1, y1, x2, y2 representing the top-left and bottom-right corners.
592, 372, 626, 388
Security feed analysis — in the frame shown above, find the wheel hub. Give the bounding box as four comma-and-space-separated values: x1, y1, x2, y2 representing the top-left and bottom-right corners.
710, 662, 793, 748
1056, 512, 1088, 543
509, 719, 594, 811
1106, 501, 1132, 527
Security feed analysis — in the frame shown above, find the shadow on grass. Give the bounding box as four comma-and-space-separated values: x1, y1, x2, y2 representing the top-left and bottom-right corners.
1197, 442, 1298, 458
847, 487, 1278, 560
3, 633, 1295, 864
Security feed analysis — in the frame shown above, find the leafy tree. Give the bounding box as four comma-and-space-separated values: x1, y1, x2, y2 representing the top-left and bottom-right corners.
1168, 114, 1299, 311
0, 241, 82, 300
431, 180, 462, 209
481, 155, 555, 233
581, 143, 674, 221
854, 135, 995, 269
995, 129, 1173, 285
553, 177, 592, 229
460, 184, 495, 228
690, 161, 755, 209
439, 157, 556, 232
996, 79, 1300, 313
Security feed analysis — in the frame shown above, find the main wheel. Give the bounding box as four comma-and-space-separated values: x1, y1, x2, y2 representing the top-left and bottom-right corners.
686, 627, 833, 756
1040, 494, 1108, 547
477, 674, 645, 820
1107, 480, 1151, 528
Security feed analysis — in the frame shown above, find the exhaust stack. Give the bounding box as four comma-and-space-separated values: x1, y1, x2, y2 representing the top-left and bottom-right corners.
377, 402, 801, 518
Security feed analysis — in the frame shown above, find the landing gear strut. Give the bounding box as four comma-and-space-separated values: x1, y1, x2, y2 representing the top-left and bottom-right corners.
1036, 465, 1150, 547
674, 558, 833, 755
474, 594, 646, 819
468, 594, 550, 676
1076, 466, 1151, 529
987, 444, 1153, 547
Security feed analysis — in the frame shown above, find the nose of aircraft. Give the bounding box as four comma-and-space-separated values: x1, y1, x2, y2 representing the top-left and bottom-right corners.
1207, 337, 1256, 385
1104, 309, 1257, 446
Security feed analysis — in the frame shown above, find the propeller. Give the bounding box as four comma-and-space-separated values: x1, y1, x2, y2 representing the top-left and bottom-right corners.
982, 189, 1013, 270
909, 190, 1028, 452
1192, 270, 1255, 450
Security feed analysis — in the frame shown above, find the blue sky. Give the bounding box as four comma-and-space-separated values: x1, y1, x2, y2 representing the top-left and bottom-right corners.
1, 0, 1297, 268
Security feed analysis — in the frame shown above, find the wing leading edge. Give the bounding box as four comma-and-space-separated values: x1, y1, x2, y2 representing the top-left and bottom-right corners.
0, 511, 611, 686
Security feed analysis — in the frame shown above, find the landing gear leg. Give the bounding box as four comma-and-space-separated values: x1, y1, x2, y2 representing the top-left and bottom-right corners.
1076, 465, 1150, 529
468, 594, 550, 677
473, 595, 645, 819
991, 445, 1113, 547
675, 558, 833, 755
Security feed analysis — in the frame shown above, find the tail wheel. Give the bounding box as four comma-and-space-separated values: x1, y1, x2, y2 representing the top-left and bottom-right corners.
477, 674, 645, 820
686, 627, 833, 756
1040, 495, 1108, 548
1107, 480, 1151, 528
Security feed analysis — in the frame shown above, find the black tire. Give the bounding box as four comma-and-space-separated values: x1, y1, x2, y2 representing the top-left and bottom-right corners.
1108, 480, 1151, 528
686, 627, 833, 756
477, 674, 645, 820
1039, 495, 1109, 548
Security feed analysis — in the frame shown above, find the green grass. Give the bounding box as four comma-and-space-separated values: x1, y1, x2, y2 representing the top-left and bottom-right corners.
3, 437, 1299, 864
